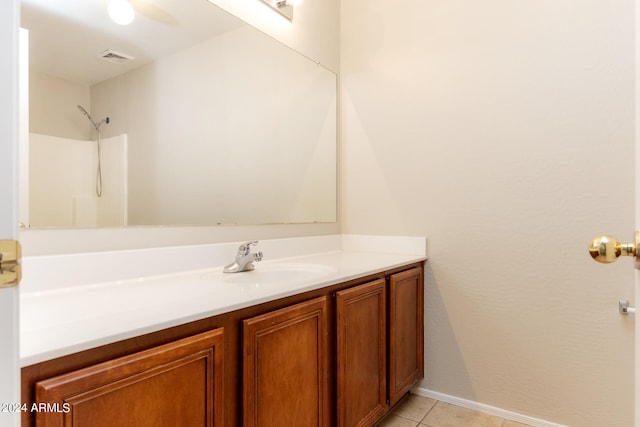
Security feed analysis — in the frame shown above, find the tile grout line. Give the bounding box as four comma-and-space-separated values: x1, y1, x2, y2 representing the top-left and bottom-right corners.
417, 396, 438, 424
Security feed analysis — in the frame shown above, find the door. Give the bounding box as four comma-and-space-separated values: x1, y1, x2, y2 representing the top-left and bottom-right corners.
336, 279, 387, 427
0, 0, 21, 426
636, 184, 639, 427
242, 297, 329, 427
634, 0, 640, 427
591, 3, 640, 424
388, 267, 424, 405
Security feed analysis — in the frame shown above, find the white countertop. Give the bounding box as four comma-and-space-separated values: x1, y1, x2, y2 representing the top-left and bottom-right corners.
20, 235, 427, 367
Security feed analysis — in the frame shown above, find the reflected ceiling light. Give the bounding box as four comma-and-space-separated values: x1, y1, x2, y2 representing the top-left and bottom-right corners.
108, 0, 135, 25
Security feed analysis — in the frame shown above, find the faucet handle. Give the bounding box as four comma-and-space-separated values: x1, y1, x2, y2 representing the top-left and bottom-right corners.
238, 240, 259, 255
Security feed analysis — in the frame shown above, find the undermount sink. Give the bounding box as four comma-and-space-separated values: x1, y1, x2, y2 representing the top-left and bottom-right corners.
212, 262, 337, 285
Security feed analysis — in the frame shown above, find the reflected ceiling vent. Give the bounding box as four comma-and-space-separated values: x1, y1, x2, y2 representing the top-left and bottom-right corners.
98, 49, 135, 64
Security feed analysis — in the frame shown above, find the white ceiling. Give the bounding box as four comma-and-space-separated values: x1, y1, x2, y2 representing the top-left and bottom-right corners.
20, 0, 245, 85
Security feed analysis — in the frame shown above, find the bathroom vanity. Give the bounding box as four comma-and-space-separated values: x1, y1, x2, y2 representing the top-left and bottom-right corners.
19, 235, 426, 427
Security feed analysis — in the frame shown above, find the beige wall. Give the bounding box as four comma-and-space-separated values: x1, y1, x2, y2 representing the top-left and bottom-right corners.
340, 1, 635, 426
29, 70, 90, 140
206, 0, 339, 72
91, 24, 336, 227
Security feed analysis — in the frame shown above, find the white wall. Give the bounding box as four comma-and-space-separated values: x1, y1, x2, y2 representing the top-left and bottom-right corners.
341, 1, 635, 426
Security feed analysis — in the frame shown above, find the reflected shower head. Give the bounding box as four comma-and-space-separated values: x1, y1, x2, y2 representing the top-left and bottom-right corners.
77, 104, 92, 121
77, 105, 110, 130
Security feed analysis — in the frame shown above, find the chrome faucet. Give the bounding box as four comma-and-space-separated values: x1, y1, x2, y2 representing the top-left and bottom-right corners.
223, 241, 263, 273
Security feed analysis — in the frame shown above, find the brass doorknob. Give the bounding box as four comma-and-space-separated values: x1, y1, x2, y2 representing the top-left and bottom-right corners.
588, 234, 639, 263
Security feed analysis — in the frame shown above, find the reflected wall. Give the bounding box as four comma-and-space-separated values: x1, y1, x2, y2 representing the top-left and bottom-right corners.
92, 24, 336, 226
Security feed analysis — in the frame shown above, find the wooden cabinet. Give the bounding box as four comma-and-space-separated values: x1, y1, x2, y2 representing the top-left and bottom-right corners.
34, 328, 224, 427
22, 262, 424, 427
335, 267, 424, 426
336, 279, 387, 427
388, 267, 424, 405
242, 296, 329, 427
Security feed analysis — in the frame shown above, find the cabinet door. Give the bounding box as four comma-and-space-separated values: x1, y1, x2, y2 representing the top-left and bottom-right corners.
388, 267, 424, 405
336, 279, 387, 427
242, 296, 329, 427
35, 328, 225, 427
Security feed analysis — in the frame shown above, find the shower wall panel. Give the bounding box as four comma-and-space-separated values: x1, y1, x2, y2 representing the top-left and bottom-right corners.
29, 133, 127, 228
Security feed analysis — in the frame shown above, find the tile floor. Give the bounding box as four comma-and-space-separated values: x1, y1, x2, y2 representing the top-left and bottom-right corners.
376, 394, 532, 427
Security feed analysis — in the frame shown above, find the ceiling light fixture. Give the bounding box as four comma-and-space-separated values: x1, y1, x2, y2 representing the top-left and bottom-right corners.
259, 0, 294, 21
108, 0, 135, 26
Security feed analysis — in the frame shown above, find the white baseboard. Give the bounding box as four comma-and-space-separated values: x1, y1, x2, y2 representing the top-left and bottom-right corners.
412, 387, 569, 427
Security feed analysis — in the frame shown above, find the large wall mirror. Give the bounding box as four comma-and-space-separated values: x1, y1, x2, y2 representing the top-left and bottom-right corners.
20, 0, 337, 228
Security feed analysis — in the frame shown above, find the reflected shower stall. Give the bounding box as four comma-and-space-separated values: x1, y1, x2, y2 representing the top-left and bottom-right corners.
28, 127, 128, 228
